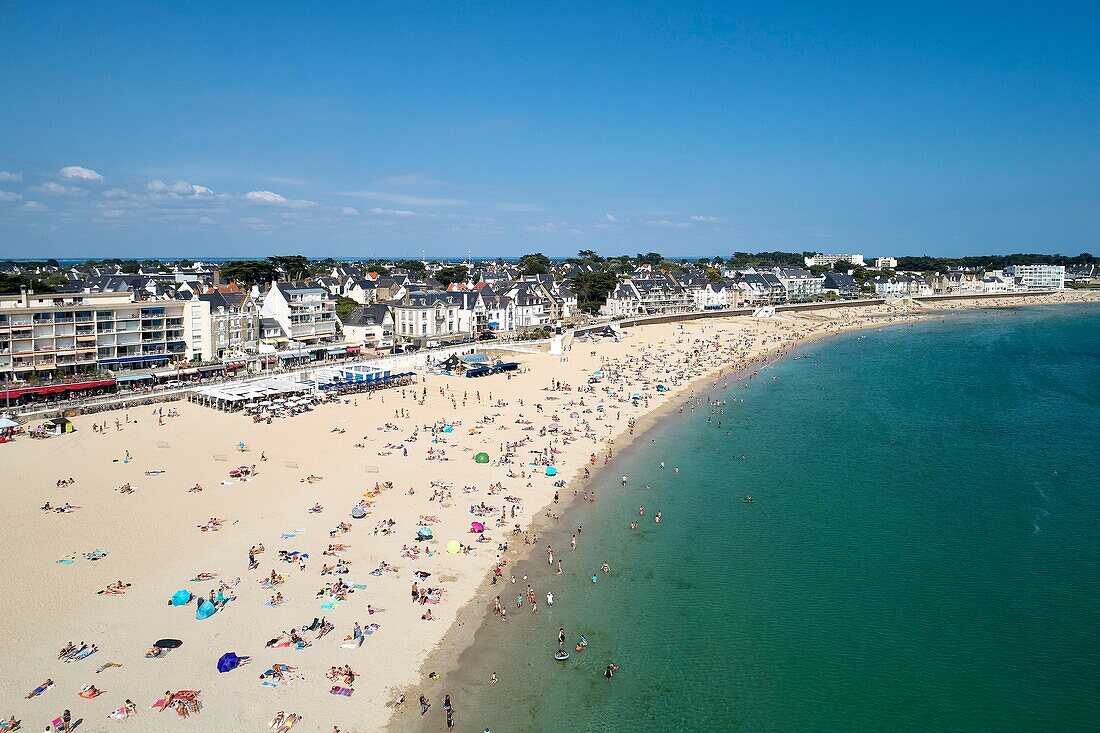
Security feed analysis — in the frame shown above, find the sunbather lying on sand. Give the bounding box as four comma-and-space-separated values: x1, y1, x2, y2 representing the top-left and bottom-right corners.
24, 679, 53, 698
97, 581, 131, 595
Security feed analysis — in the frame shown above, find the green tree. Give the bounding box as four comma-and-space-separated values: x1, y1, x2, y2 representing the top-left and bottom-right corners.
120, 261, 142, 274
519, 252, 552, 275
267, 255, 310, 281
364, 261, 390, 276
435, 265, 469, 288
220, 260, 279, 287
395, 260, 427, 279
705, 267, 722, 282
636, 252, 663, 266
335, 295, 358, 322
573, 270, 618, 312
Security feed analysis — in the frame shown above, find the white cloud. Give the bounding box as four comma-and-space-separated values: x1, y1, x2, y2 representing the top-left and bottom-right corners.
245, 190, 314, 208
646, 219, 690, 228
0, 171, 22, 182
0, 190, 22, 202
149, 180, 214, 196
368, 207, 416, 217
198, 216, 216, 225
605, 214, 618, 223
339, 190, 464, 206
38, 181, 86, 196
690, 215, 720, 222
60, 165, 105, 181
246, 190, 287, 204
21, 201, 47, 212
102, 209, 125, 218
341, 207, 359, 216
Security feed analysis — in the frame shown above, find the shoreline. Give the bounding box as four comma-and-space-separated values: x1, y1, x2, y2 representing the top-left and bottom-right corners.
1, 292, 1094, 733
384, 292, 1100, 731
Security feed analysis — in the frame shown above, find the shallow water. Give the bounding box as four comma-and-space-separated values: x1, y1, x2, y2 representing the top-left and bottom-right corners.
447, 305, 1100, 733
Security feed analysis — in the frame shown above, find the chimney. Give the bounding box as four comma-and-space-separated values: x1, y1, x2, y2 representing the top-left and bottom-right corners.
212, 266, 223, 288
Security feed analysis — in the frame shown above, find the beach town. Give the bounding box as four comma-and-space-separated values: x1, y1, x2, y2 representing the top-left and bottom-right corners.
1, 278, 1096, 731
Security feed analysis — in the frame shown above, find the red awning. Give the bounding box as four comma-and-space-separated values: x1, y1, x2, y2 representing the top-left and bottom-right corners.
0, 378, 116, 401
345, 346, 361, 353
225, 361, 247, 369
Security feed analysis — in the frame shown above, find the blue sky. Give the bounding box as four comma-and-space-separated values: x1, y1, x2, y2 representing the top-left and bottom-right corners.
1, 2, 1097, 259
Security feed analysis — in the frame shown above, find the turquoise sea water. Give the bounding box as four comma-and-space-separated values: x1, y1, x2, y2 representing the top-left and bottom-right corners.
448, 305, 1100, 733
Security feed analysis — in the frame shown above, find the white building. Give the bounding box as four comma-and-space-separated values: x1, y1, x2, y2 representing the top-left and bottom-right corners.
261, 282, 338, 344
391, 291, 479, 346
0, 289, 197, 382
1005, 265, 1065, 290
774, 268, 825, 301
874, 257, 898, 269
341, 304, 394, 350
693, 282, 736, 310
804, 253, 866, 267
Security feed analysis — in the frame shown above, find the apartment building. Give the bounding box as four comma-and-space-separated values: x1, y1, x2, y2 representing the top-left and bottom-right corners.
0, 289, 194, 383
261, 282, 338, 344
804, 253, 866, 267
1005, 265, 1065, 291
391, 290, 479, 346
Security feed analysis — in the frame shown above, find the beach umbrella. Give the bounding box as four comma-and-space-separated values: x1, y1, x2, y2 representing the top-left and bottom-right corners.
196, 599, 217, 620
153, 639, 182, 649
170, 589, 192, 606
545, 466, 557, 476
474, 452, 490, 464
443, 425, 453, 433
446, 540, 461, 554
471, 521, 485, 532
416, 527, 433, 539
217, 652, 241, 673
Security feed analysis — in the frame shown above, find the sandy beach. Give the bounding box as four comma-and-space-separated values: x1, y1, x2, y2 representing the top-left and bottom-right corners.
1, 292, 1095, 733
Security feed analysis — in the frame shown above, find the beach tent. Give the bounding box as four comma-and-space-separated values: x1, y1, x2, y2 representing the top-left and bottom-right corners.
350, 506, 367, 519
196, 599, 217, 620
442, 425, 453, 433
470, 521, 485, 532
170, 589, 192, 606
217, 652, 242, 673
446, 540, 461, 554
545, 466, 558, 476
416, 527, 433, 540
474, 452, 490, 464
0, 417, 19, 430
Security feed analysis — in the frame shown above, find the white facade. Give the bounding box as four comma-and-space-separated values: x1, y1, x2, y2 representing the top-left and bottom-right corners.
391, 292, 478, 344
0, 290, 196, 381
804, 253, 866, 267
874, 257, 898, 269
774, 268, 825, 301
1005, 265, 1065, 290
261, 283, 338, 344
693, 283, 735, 310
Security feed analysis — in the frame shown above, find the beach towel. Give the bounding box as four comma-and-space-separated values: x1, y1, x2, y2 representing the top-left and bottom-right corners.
319, 601, 339, 610
108, 706, 128, 720
330, 686, 354, 696
339, 642, 358, 649
57, 558, 75, 565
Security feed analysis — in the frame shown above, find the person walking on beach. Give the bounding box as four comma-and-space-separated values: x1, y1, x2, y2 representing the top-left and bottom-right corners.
419, 695, 430, 716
